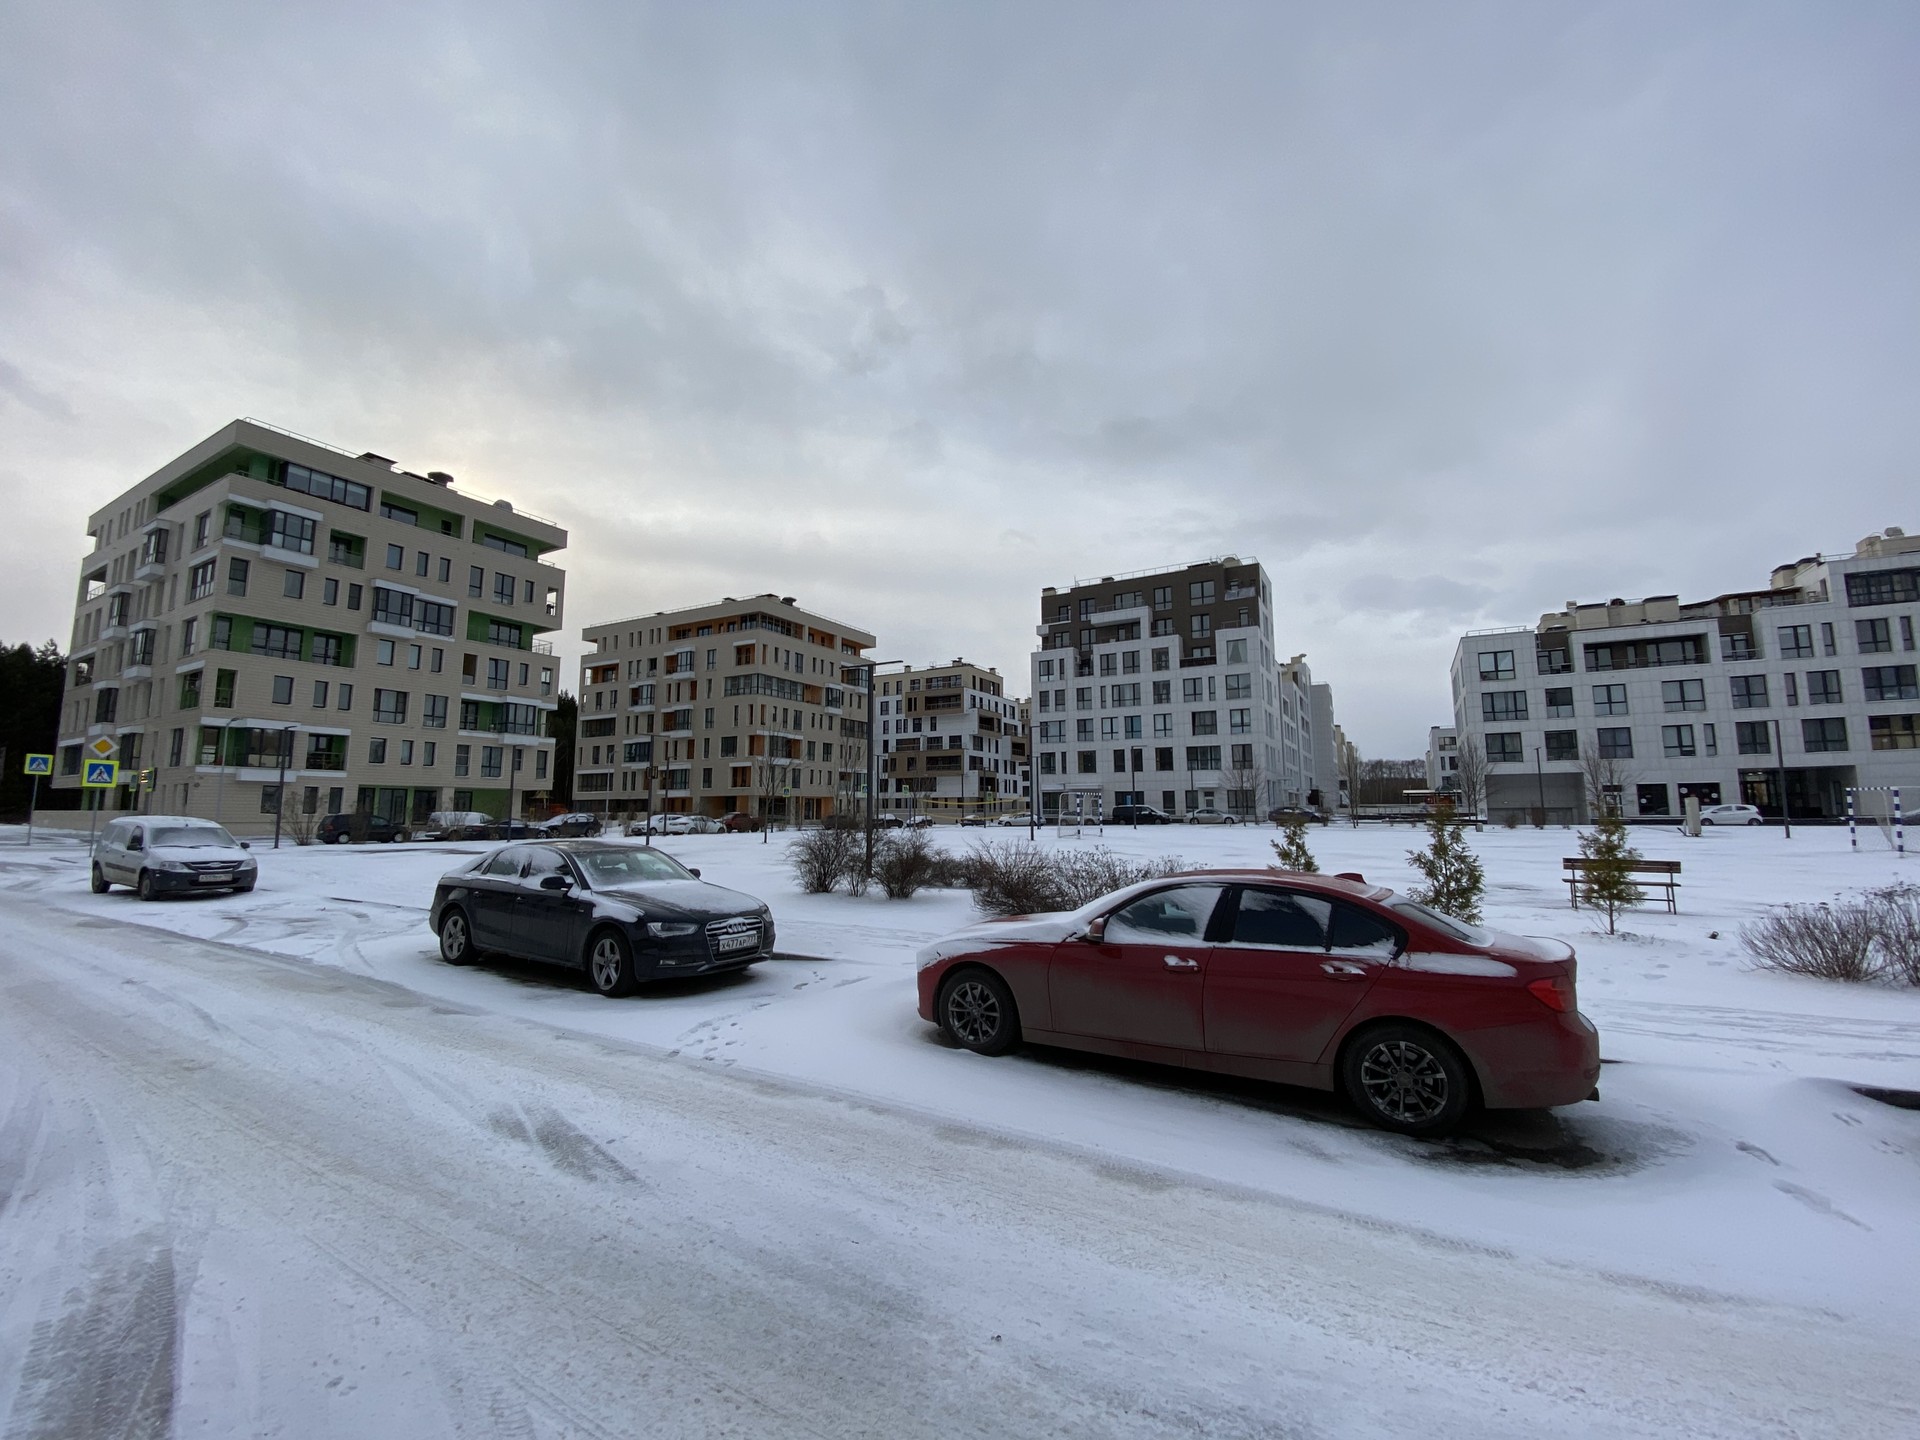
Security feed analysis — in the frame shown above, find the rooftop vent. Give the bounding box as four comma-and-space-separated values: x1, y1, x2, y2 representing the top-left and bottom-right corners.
1888, 526, 1907, 538
426, 471, 454, 486
358, 452, 394, 465
780, 596, 796, 606
492, 499, 513, 512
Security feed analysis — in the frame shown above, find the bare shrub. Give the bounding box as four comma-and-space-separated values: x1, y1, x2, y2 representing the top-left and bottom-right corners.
1867, 884, 1920, 986
968, 842, 1191, 918
925, 850, 977, 889
789, 825, 861, 895
283, 803, 321, 846
1741, 900, 1884, 982
874, 830, 939, 899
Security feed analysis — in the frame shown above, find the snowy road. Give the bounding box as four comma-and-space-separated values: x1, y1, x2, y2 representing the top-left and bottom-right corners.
2, 895, 1916, 1437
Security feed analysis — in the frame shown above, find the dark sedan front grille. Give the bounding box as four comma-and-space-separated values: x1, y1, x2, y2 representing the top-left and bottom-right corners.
704, 915, 765, 961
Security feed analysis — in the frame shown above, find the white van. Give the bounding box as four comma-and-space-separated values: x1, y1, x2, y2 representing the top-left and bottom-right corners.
90, 816, 257, 900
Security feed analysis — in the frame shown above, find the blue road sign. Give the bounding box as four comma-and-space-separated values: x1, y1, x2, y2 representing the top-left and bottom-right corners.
82, 760, 119, 788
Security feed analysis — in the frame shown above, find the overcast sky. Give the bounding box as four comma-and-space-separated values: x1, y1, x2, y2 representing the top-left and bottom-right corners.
2, 2, 1914, 756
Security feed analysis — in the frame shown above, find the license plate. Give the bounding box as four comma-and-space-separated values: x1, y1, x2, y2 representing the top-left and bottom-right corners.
195, 873, 233, 884
715, 930, 757, 954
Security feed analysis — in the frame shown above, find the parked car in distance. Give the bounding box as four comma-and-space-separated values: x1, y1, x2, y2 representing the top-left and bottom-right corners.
1699, 803, 1764, 826
1184, 807, 1240, 825
1267, 808, 1324, 826
875, 813, 905, 829
91, 816, 257, 900
915, 869, 1600, 1136
721, 812, 764, 833
959, 813, 991, 827
1110, 804, 1175, 825
537, 812, 603, 837
318, 812, 408, 844
902, 814, 934, 829
431, 840, 776, 996
992, 813, 1037, 827
488, 819, 540, 840
413, 810, 495, 842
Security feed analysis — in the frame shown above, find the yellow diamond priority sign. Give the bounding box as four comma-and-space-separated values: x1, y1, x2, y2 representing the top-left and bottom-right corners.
86, 736, 118, 761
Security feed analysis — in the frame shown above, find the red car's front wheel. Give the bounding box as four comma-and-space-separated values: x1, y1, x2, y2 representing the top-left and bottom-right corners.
938, 970, 1020, 1056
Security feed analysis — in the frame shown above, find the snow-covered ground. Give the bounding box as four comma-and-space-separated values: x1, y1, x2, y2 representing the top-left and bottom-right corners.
2, 818, 1917, 1435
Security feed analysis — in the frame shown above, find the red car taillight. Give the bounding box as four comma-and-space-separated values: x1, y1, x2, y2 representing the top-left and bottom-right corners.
1527, 976, 1575, 1013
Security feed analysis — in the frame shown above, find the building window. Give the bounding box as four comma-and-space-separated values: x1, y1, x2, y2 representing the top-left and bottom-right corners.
1544, 730, 1578, 761
1661, 724, 1696, 758
1844, 568, 1920, 606
272, 675, 294, 705
1735, 721, 1771, 755
1481, 691, 1527, 722
283, 569, 305, 600
374, 689, 408, 724
482, 746, 503, 779
1661, 679, 1706, 712
1151, 648, 1170, 671
227, 557, 249, 596
368, 737, 387, 764
1777, 625, 1814, 659
1191, 711, 1218, 736
214, 669, 236, 707
1184, 745, 1221, 771
385, 543, 404, 570
468, 565, 484, 598
1863, 665, 1919, 701
1229, 709, 1251, 734
336, 682, 353, 711
1486, 733, 1523, 764
251, 624, 303, 660
494, 573, 515, 605
188, 561, 215, 600
312, 680, 328, 708
1637, 784, 1671, 817
1869, 715, 1920, 750
1857, 618, 1893, 653
1596, 727, 1633, 759
1802, 717, 1848, 753
1729, 675, 1768, 709
1544, 687, 1573, 717
1806, 670, 1843, 705
194, 511, 211, 548
322, 576, 338, 606
1154, 747, 1174, 771
488, 658, 510, 690
454, 744, 470, 777
267, 512, 316, 555
1477, 650, 1516, 681
179, 671, 202, 709
1592, 684, 1628, 716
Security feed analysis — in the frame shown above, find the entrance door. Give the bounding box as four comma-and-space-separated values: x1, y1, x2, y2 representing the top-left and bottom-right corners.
1049, 883, 1227, 1051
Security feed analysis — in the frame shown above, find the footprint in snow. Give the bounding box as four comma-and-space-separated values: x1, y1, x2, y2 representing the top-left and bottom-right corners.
1773, 1180, 1870, 1230
1734, 1141, 1779, 1165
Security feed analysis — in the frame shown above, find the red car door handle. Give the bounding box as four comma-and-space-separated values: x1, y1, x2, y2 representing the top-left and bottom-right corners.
1162, 955, 1200, 971
1321, 960, 1368, 978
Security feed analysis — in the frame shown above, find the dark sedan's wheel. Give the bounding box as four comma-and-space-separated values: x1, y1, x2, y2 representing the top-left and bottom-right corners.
939, 969, 1020, 1056
90, 864, 110, 894
587, 928, 638, 997
136, 870, 158, 902
438, 907, 476, 965
1341, 1024, 1472, 1137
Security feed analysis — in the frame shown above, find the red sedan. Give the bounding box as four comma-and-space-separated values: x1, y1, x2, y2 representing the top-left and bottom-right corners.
915, 869, 1600, 1135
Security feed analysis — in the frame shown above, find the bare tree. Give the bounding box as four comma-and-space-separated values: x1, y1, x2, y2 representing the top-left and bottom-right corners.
1337, 740, 1364, 826
1222, 762, 1265, 821
757, 756, 787, 842
1453, 735, 1488, 820
1577, 744, 1633, 822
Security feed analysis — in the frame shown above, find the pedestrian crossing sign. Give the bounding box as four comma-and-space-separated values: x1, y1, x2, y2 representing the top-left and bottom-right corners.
23, 753, 52, 775
82, 760, 119, 788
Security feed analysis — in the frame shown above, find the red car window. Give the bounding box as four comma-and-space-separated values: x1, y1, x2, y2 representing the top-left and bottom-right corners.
1326, 902, 1402, 956
1106, 885, 1227, 944
1229, 888, 1330, 948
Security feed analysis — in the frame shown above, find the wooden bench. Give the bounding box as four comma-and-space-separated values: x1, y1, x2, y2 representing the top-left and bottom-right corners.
1563, 857, 1681, 914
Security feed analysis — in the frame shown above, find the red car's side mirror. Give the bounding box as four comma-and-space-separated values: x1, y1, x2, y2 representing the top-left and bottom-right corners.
1085, 915, 1107, 944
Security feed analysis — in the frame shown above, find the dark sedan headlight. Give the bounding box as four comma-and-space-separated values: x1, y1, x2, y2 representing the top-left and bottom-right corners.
645, 921, 699, 938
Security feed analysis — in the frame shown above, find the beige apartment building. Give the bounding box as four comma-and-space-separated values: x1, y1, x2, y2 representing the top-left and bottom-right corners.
51, 419, 567, 831
875, 660, 1027, 816
577, 596, 876, 822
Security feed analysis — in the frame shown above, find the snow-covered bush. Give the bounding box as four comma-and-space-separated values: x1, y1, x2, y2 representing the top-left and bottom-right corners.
1741, 899, 1884, 982
789, 825, 862, 894
1869, 884, 1920, 986
873, 830, 938, 899
968, 843, 1190, 918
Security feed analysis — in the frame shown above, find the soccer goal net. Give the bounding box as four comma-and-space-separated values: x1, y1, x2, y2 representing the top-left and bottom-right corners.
1847, 787, 1906, 854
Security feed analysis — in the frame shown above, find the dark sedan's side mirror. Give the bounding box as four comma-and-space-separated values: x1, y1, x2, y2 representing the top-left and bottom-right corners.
539, 873, 573, 891
240, 841, 252, 850
1085, 915, 1107, 944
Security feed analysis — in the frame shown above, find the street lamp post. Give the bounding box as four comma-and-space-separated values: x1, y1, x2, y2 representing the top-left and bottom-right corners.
1533, 745, 1547, 828
1770, 717, 1792, 839
272, 725, 295, 849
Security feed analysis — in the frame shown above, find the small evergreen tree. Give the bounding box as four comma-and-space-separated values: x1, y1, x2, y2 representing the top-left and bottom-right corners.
1270, 815, 1320, 873
1577, 813, 1643, 935
1406, 804, 1485, 923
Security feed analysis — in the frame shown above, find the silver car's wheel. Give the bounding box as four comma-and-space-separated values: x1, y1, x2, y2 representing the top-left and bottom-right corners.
1341, 1025, 1471, 1136
588, 929, 637, 997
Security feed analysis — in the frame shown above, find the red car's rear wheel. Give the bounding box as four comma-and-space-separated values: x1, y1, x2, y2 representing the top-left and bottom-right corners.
1340, 1024, 1473, 1136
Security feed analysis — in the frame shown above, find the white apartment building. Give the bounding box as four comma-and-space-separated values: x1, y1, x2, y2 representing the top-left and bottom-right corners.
874, 660, 1025, 816
1027, 557, 1319, 819
576, 596, 875, 822
1426, 726, 1459, 797
1451, 528, 1920, 823
53, 419, 567, 831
